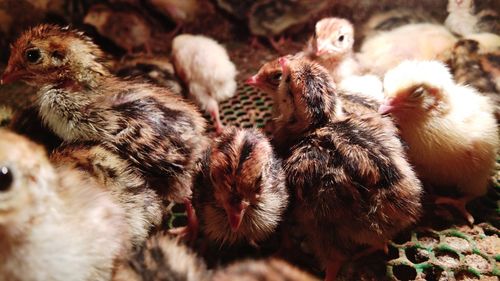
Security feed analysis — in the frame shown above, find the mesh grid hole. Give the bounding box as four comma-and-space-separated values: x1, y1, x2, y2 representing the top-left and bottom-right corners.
444, 235, 471, 253
435, 249, 461, 268
454, 270, 480, 280
421, 265, 446, 281
405, 247, 430, 264
392, 264, 417, 281
417, 231, 440, 248
464, 254, 491, 272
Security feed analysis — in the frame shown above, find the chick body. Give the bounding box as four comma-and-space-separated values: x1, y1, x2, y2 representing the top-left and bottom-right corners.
3, 24, 208, 204
381, 61, 498, 221
0, 129, 128, 281
172, 34, 237, 134
445, 0, 499, 36
192, 127, 288, 246
276, 58, 423, 280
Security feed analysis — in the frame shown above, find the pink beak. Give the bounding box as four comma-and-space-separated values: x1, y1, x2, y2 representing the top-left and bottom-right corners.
378, 100, 396, 115
225, 202, 249, 232
245, 75, 258, 85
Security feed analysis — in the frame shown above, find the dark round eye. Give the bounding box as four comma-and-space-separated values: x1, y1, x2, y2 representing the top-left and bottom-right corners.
25, 48, 41, 64
411, 86, 426, 98
338, 35, 345, 42
269, 72, 282, 85
0, 166, 13, 192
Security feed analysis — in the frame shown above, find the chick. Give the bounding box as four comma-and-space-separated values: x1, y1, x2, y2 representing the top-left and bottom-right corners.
445, 0, 499, 36
83, 4, 152, 54
2, 24, 208, 204
172, 34, 237, 134
380, 60, 499, 224
277, 57, 423, 280
247, 57, 380, 150
303, 17, 384, 101
0, 129, 128, 281
113, 232, 209, 281
147, 0, 200, 31
51, 142, 164, 247
358, 23, 457, 77
192, 127, 288, 246
212, 258, 319, 281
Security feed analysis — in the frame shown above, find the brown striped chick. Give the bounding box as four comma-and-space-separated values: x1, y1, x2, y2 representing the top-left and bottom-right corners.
277, 57, 423, 281
2, 24, 208, 204
84, 4, 153, 54
113, 232, 209, 281
50, 142, 163, 247
358, 23, 457, 77
192, 127, 288, 246
212, 258, 319, 281
380, 60, 499, 224
0, 129, 128, 281
172, 34, 237, 134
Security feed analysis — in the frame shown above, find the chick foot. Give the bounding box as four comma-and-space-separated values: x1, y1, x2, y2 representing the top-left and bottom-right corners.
207, 103, 224, 135
168, 199, 199, 244
325, 257, 345, 281
435, 196, 475, 224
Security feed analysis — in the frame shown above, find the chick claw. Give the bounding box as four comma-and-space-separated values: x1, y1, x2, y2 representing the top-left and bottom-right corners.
435, 196, 475, 225
168, 200, 199, 245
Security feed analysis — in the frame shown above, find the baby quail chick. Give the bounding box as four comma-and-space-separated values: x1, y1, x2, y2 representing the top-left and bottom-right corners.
304, 17, 360, 83
84, 4, 153, 54
0, 129, 128, 281
2, 24, 208, 203
192, 127, 288, 246
212, 258, 319, 281
277, 57, 423, 280
51, 142, 163, 246
380, 60, 499, 224
172, 34, 237, 134
113, 232, 209, 281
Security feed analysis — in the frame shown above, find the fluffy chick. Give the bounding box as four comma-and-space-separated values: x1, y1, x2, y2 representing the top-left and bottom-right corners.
445, 0, 499, 36
359, 23, 457, 77
84, 4, 152, 54
277, 57, 423, 280
192, 127, 288, 246
212, 258, 319, 281
172, 34, 237, 134
380, 60, 499, 223
2, 24, 208, 203
51, 142, 163, 247
0, 129, 128, 281
113, 232, 209, 281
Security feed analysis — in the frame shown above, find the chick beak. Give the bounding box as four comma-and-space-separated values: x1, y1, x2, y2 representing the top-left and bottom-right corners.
1, 67, 25, 85
378, 99, 396, 115
245, 75, 258, 86
225, 201, 249, 232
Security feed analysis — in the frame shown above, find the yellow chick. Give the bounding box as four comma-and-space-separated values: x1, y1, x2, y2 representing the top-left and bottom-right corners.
380, 60, 499, 224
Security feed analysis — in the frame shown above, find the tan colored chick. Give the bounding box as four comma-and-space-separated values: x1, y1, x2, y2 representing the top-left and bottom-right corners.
359, 23, 457, 77
0, 129, 128, 281
2, 24, 208, 204
380, 60, 499, 224
147, 0, 200, 28
277, 57, 423, 281
445, 0, 499, 36
51, 142, 163, 247
113, 232, 209, 281
212, 258, 319, 281
172, 34, 237, 134
84, 4, 152, 54
192, 127, 288, 246
303, 17, 384, 101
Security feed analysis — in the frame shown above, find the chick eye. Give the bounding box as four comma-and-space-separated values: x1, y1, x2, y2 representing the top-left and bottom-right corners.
269, 72, 282, 85
411, 86, 426, 98
0, 166, 13, 192
25, 48, 42, 64
338, 35, 345, 42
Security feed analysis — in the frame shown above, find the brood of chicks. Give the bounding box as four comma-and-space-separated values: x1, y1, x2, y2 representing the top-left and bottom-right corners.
0, 0, 499, 280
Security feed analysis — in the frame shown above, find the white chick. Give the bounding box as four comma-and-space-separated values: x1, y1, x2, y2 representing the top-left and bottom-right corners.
380, 60, 499, 224
359, 24, 457, 77
172, 34, 237, 134
0, 129, 128, 281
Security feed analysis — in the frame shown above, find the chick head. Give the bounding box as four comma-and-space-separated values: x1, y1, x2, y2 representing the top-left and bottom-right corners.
380, 60, 454, 119
312, 17, 354, 59
209, 127, 274, 232
0, 129, 55, 225
245, 58, 282, 94
2, 24, 108, 86
276, 56, 338, 129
